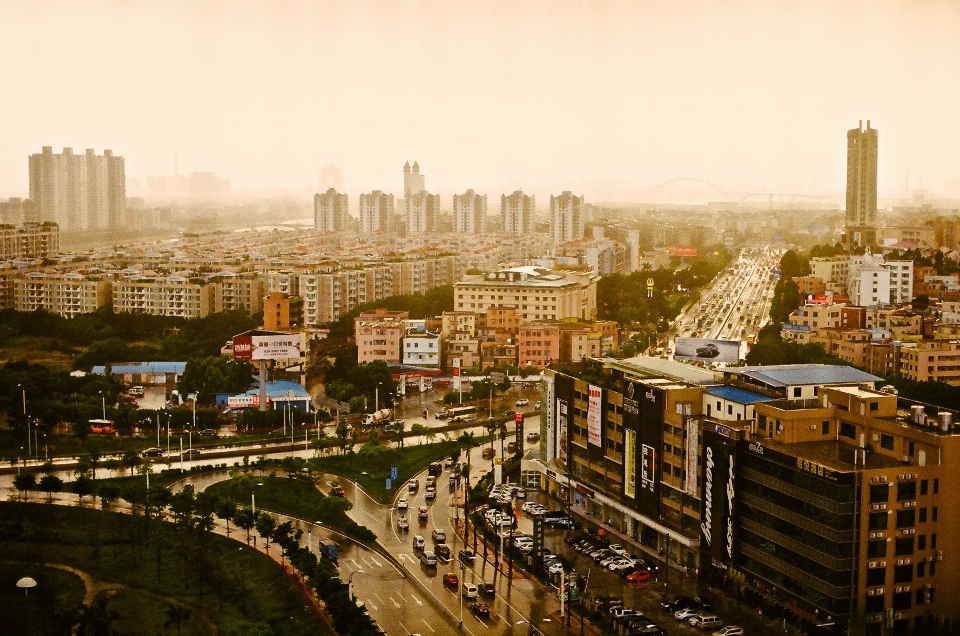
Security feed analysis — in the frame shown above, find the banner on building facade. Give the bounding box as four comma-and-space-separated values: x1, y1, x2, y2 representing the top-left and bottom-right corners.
587, 384, 603, 446
685, 418, 699, 495
624, 429, 637, 498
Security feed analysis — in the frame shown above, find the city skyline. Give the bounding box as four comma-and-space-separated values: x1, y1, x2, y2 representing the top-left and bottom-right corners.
1, 1, 959, 202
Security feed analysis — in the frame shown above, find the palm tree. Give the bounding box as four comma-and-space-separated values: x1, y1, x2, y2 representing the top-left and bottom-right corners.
75, 596, 120, 636
163, 602, 192, 636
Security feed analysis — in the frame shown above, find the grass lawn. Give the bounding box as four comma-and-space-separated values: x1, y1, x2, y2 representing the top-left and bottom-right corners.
313, 440, 462, 503
207, 475, 330, 524
0, 564, 86, 635
0, 502, 325, 636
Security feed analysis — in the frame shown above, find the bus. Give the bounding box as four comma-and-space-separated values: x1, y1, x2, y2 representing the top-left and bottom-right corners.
447, 406, 478, 422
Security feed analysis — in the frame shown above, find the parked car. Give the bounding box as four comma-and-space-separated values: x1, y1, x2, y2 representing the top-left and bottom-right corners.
690, 615, 723, 630
328, 485, 345, 497
712, 628, 744, 636
626, 568, 652, 582
675, 608, 701, 621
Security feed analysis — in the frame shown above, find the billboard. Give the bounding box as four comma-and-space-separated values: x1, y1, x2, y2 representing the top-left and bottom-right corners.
668, 245, 698, 257
624, 429, 637, 498
587, 384, 603, 446
227, 394, 271, 409
701, 427, 740, 568
233, 334, 302, 361
674, 337, 740, 364
685, 418, 699, 495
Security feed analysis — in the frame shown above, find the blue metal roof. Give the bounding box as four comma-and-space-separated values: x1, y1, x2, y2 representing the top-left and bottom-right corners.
93, 362, 187, 374
729, 364, 882, 387
244, 380, 311, 398
705, 385, 775, 405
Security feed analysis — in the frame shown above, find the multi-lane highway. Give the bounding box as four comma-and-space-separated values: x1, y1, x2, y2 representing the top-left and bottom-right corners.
668, 247, 782, 360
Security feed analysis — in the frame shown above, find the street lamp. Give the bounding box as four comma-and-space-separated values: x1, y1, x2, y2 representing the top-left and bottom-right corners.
459, 561, 465, 626
99, 392, 106, 420
348, 569, 365, 602
375, 382, 382, 413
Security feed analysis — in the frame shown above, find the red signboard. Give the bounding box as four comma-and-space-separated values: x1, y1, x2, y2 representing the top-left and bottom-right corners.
668, 245, 698, 257
515, 413, 524, 424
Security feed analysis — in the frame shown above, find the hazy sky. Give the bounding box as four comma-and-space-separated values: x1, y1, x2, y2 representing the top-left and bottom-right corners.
1, 0, 959, 201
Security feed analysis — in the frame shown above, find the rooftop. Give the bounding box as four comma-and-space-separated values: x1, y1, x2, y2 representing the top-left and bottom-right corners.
705, 385, 776, 405
607, 356, 719, 386
93, 361, 187, 375
725, 364, 883, 388
759, 439, 906, 472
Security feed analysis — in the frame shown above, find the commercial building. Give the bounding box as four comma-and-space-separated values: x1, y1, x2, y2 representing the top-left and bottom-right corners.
454, 266, 598, 322
402, 327, 441, 368
29, 146, 126, 231
845, 121, 879, 248
452, 189, 487, 234
502, 190, 535, 236
314, 188, 349, 233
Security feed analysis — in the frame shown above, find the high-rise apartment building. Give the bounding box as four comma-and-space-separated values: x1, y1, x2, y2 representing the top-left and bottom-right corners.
452, 189, 487, 234
314, 188, 349, 233
550, 191, 584, 244
29, 147, 126, 231
359, 191, 394, 233
846, 121, 879, 248
502, 190, 535, 235
405, 191, 440, 235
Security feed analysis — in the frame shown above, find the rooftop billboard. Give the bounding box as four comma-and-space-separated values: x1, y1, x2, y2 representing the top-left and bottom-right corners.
674, 337, 740, 364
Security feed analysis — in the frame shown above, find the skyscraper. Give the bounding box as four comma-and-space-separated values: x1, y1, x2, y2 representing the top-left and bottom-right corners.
29, 147, 126, 231
359, 191, 394, 234
401, 161, 437, 235
550, 191, 585, 244
452, 189, 487, 234
501, 190, 535, 235
845, 120, 878, 248
314, 188, 349, 232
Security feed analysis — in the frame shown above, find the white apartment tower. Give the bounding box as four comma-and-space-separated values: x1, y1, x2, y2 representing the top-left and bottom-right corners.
314, 188, 349, 233
402, 161, 438, 235
452, 189, 487, 234
550, 191, 585, 244
359, 191, 394, 233
501, 190, 535, 235
29, 146, 126, 231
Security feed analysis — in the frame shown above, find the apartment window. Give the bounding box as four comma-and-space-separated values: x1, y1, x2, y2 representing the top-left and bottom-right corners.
868, 512, 888, 530
894, 564, 913, 583
870, 484, 890, 503
932, 506, 938, 522
870, 402, 879, 411
880, 434, 895, 450
898, 481, 917, 501
895, 537, 915, 555
840, 422, 856, 439
822, 421, 830, 435
934, 479, 939, 494
918, 535, 926, 550
919, 508, 927, 523
896, 510, 915, 528
867, 539, 887, 558
917, 561, 926, 578
931, 533, 937, 550
793, 387, 802, 398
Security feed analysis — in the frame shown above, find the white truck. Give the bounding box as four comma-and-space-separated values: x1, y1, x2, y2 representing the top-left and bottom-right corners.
363, 408, 393, 426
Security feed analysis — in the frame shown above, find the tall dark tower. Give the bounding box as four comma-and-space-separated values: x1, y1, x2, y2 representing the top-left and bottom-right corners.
845, 120, 879, 248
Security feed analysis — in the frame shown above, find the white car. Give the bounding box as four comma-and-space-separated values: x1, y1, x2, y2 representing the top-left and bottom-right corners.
521, 501, 544, 513
675, 608, 700, 621
547, 562, 564, 575
515, 398, 529, 406
397, 498, 408, 511
608, 543, 628, 556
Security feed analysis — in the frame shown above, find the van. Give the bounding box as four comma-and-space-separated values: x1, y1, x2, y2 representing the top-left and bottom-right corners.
425, 476, 436, 488
432, 528, 446, 543
408, 479, 419, 493
419, 550, 437, 567
692, 615, 722, 630
412, 535, 425, 551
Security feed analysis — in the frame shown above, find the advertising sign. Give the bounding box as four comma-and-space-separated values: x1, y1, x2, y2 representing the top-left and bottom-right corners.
701, 428, 740, 568
399, 374, 406, 396
685, 419, 699, 495
640, 444, 656, 492
674, 337, 740, 364
232, 334, 302, 361
556, 398, 569, 465
624, 429, 637, 498
227, 394, 271, 409
587, 384, 603, 446
638, 383, 664, 519
668, 245, 698, 257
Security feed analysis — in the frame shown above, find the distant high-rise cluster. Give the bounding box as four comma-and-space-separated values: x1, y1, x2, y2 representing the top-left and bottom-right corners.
845, 120, 879, 248
359, 191, 394, 233
29, 146, 126, 231
402, 161, 439, 235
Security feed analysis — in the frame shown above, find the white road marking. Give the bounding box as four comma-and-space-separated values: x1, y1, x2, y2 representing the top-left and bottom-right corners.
391, 596, 401, 608
421, 618, 436, 632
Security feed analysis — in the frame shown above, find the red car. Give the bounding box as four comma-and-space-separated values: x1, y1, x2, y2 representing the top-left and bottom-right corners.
626, 569, 652, 583
442, 572, 459, 587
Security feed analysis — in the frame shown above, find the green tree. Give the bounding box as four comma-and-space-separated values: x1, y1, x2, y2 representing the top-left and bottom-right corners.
76, 595, 120, 636
97, 481, 122, 510
234, 506, 255, 544
215, 496, 238, 536
39, 474, 64, 502
178, 355, 253, 404
121, 449, 143, 478
73, 474, 95, 503
13, 471, 36, 501
254, 511, 277, 552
